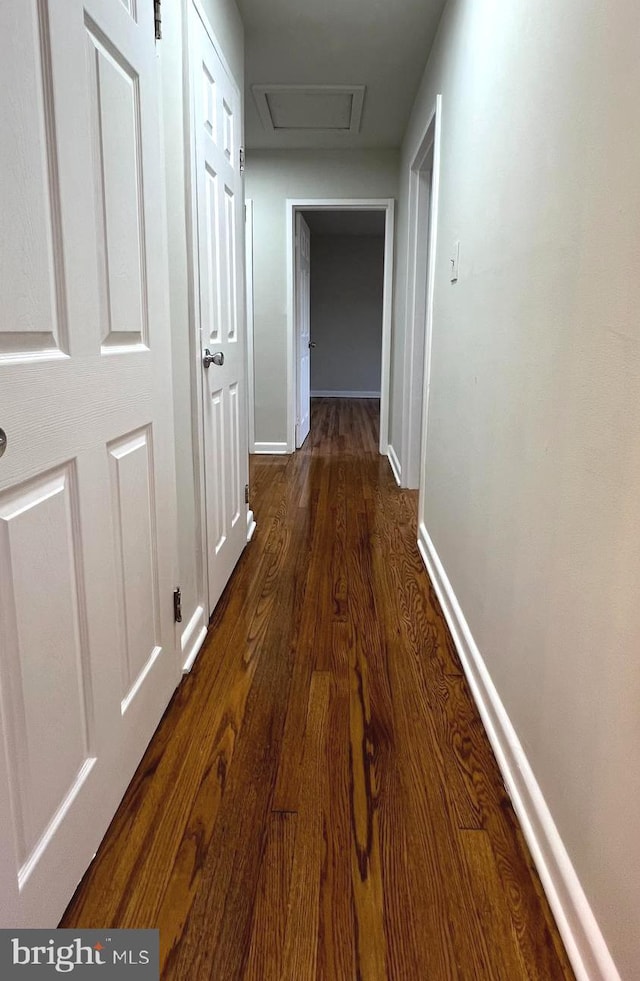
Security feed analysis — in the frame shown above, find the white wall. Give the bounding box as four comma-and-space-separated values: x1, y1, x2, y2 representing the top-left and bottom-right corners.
245, 150, 399, 444
309, 235, 385, 396
394, 1, 640, 976
160, 0, 244, 659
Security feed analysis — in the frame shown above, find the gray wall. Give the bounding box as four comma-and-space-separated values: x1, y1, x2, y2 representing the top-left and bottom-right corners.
309, 235, 384, 396
391, 0, 640, 974
160, 0, 244, 649
245, 149, 399, 445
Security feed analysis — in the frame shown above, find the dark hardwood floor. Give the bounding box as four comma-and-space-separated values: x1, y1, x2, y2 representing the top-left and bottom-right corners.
62, 397, 574, 980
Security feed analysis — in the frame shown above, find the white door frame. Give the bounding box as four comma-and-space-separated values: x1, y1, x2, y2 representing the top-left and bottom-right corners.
180, 0, 248, 671
285, 198, 395, 455
401, 95, 442, 491
245, 198, 256, 453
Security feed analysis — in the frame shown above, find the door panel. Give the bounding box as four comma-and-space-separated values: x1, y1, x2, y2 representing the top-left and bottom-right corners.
191, 3, 248, 616
296, 214, 311, 447
0, 465, 93, 867
0, 1, 68, 359
0, 0, 178, 925
107, 427, 162, 713
85, 24, 148, 350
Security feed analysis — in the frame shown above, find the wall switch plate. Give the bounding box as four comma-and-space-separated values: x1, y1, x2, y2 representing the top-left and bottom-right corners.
450, 240, 460, 283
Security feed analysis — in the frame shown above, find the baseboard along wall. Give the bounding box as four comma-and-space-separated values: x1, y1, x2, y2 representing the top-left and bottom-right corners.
252, 442, 289, 455
310, 390, 381, 398
387, 444, 402, 486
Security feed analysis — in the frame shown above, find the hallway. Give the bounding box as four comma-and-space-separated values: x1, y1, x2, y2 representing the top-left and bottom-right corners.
62, 399, 573, 979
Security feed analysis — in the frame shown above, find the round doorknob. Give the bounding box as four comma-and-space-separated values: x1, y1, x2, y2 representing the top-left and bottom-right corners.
309, 341, 316, 349
0, 428, 6, 459
203, 349, 224, 367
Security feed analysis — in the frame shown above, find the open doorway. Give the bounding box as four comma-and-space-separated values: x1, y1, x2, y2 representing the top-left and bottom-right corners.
286, 199, 395, 456
303, 208, 385, 403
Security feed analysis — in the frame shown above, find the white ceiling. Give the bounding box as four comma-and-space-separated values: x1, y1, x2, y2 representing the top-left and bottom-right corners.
236, 0, 446, 150
301, 210, 386, 236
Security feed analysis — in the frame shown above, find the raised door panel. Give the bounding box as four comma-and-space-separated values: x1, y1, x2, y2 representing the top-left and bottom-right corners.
0, 465, 95, 886
108, 428, 162, 714
223, 185, 238, 343
85, 21, 148, 352
206, 388, 227, 556
118, 0, 138, 20
201, 162, 223, 345
0, 1, 68, 360
222, 98, 234, 165
228, 382, 241, 531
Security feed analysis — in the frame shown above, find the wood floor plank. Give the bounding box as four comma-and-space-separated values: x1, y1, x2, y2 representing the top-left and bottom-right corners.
61, 397, 574, 981
458, 828, 531, 979
244, 812, 297, 981
316, 670, 357, 981
281, 672, 331, 981
272, 452, 333, 809
344, 512, 391, 980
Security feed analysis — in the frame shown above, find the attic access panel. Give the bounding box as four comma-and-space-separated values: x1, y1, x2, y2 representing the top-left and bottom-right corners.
252, 84, 365, 134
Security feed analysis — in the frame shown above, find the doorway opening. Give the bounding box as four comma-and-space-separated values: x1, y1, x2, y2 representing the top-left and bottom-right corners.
286, 199, 395, 456
301, 210, 385, 430
401, 95, 441, 492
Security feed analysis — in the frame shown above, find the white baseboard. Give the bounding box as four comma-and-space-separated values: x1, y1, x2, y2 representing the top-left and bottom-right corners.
252, 441, 289, 455
310, 390, 381, 398
247, 508, 256, 542
387, 444, 402, 486
417, 522, 621, 981
180, 604, 208, 674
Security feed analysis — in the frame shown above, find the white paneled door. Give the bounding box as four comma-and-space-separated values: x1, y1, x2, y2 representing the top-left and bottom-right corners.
0, 0, 178, 925
296, 214, 311, 447
190, 4, 249, 615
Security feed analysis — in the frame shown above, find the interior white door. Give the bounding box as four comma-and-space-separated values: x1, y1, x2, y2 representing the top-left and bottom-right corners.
0, 0, 178, 926
296, 214, 311, 447
190, 4, 249, 615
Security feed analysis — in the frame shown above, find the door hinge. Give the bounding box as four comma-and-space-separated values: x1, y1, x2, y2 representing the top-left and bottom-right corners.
245, 483, 249, 505
173, 587, 182, 623
154, 0, 162, 40
239, 147, 245, 173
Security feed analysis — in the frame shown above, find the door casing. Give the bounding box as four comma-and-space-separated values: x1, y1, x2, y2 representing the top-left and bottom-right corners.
295, 213, 312, 448
245, 198, 256, 454
403, 95, 442, 494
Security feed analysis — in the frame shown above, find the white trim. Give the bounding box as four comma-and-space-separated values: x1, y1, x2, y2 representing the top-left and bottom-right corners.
285, 198, 395, 456
311, 390, 380, 398
417, 523, 622, 981
253, 441, 289, 455
246, 509, 256, 541
380, 200, 395, 456
403, 95, 442, 491
245, 199, 256, 453
295, 212, 312, 448
180, 604, 208, 674
387, 444, 402, 486
251, 84, 365, 136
